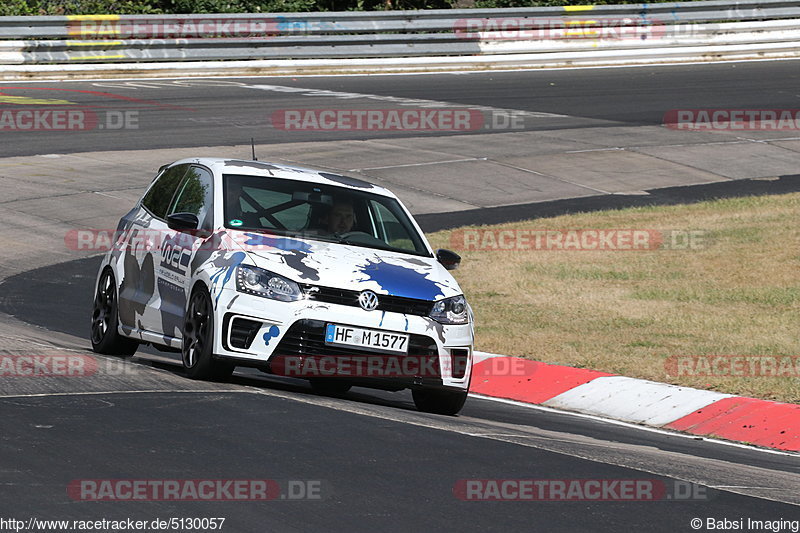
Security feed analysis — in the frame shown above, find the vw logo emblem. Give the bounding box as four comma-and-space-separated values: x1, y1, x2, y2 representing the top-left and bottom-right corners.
358, 290, 379, 311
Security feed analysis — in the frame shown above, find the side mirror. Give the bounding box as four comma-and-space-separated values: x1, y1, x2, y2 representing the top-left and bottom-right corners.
167, 212, 199, 232
436, 249, 461, 271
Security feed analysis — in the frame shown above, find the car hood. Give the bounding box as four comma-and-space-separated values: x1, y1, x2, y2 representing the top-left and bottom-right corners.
233, 232, 462, 301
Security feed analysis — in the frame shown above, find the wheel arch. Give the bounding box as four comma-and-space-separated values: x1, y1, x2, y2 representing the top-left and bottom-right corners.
189, 279, 210, 299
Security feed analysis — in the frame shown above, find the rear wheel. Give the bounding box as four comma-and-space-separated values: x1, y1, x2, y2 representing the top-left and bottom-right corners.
182, 287, 234, 381
90, 269, 138, 356
412, 387, 468, 416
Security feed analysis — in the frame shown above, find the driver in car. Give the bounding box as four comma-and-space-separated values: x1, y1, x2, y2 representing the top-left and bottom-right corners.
322, 201, 355, 235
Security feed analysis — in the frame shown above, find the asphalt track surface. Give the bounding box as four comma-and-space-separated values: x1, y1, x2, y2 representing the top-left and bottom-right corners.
2, 257, 800, 531
1, 60, 800, 157
1, 63, 799, 531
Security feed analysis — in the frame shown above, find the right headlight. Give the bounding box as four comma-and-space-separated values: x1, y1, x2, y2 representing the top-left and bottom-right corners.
236, 265, 303, 302
429, 295, 468, 325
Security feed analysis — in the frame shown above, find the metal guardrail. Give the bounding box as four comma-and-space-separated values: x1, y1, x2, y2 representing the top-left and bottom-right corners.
0, 0, 799, 66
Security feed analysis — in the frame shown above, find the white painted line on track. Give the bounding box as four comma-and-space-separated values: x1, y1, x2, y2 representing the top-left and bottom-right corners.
489, 159, 612, 195
244, 83, 568, 119
2, 382, 794, 459
92, 191, 126, 200
565, 147, 625, 153
350, 157, 485, 172
7, 384, 799, 506
0, 390, 236, 399
712, 486, 790, 490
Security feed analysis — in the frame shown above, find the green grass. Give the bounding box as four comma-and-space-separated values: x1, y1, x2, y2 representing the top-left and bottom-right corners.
427, 192, 800, 404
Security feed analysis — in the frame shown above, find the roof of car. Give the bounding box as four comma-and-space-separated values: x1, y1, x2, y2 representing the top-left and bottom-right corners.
171, 157, 395, 198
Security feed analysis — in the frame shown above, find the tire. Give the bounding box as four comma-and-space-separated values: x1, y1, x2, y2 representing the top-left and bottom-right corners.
182, 287, 234, 381
309, 378, 352, 395
412, 387, 468, 416
91, 269, 139, 356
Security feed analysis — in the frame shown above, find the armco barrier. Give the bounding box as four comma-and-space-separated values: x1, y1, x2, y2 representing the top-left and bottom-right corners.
0, 0, 799, 75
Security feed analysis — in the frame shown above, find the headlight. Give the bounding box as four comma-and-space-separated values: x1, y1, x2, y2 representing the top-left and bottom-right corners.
429, 295, 468, 325
236, 265, 303, 302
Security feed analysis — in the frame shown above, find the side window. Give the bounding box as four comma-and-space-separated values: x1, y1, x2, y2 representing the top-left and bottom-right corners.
371, 200, 413, 250
168, 166, 214, 229
141, 164, 189, 219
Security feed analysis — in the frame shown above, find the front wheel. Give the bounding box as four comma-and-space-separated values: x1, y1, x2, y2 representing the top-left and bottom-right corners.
90, 269, 138, 356
412, 387, 468, 416
182, 287, 234, 381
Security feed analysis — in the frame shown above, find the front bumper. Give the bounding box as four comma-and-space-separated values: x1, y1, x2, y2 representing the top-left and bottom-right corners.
212, 288, 473, 390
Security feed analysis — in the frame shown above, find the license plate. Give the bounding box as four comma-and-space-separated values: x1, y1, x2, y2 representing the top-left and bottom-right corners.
325, 324, 409, 354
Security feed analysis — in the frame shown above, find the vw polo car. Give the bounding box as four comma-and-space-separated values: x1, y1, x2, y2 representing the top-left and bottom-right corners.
91, 158, 474, 415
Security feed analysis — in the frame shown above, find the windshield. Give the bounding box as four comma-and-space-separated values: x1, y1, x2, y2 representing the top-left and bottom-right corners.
223, 174, 431, 257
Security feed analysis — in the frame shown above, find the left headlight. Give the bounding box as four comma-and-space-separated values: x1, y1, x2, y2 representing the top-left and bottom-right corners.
429, 295, 469, 325
236, 265, 303, 302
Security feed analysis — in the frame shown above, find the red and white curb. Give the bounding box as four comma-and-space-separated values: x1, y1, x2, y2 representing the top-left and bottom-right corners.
469, 352, 800, 452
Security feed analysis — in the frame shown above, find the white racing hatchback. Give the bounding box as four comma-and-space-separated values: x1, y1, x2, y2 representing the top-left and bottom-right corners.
91, 158, 474, 415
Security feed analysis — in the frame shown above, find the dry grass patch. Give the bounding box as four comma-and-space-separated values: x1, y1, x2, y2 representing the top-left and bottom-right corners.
426, 193, 800, 404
